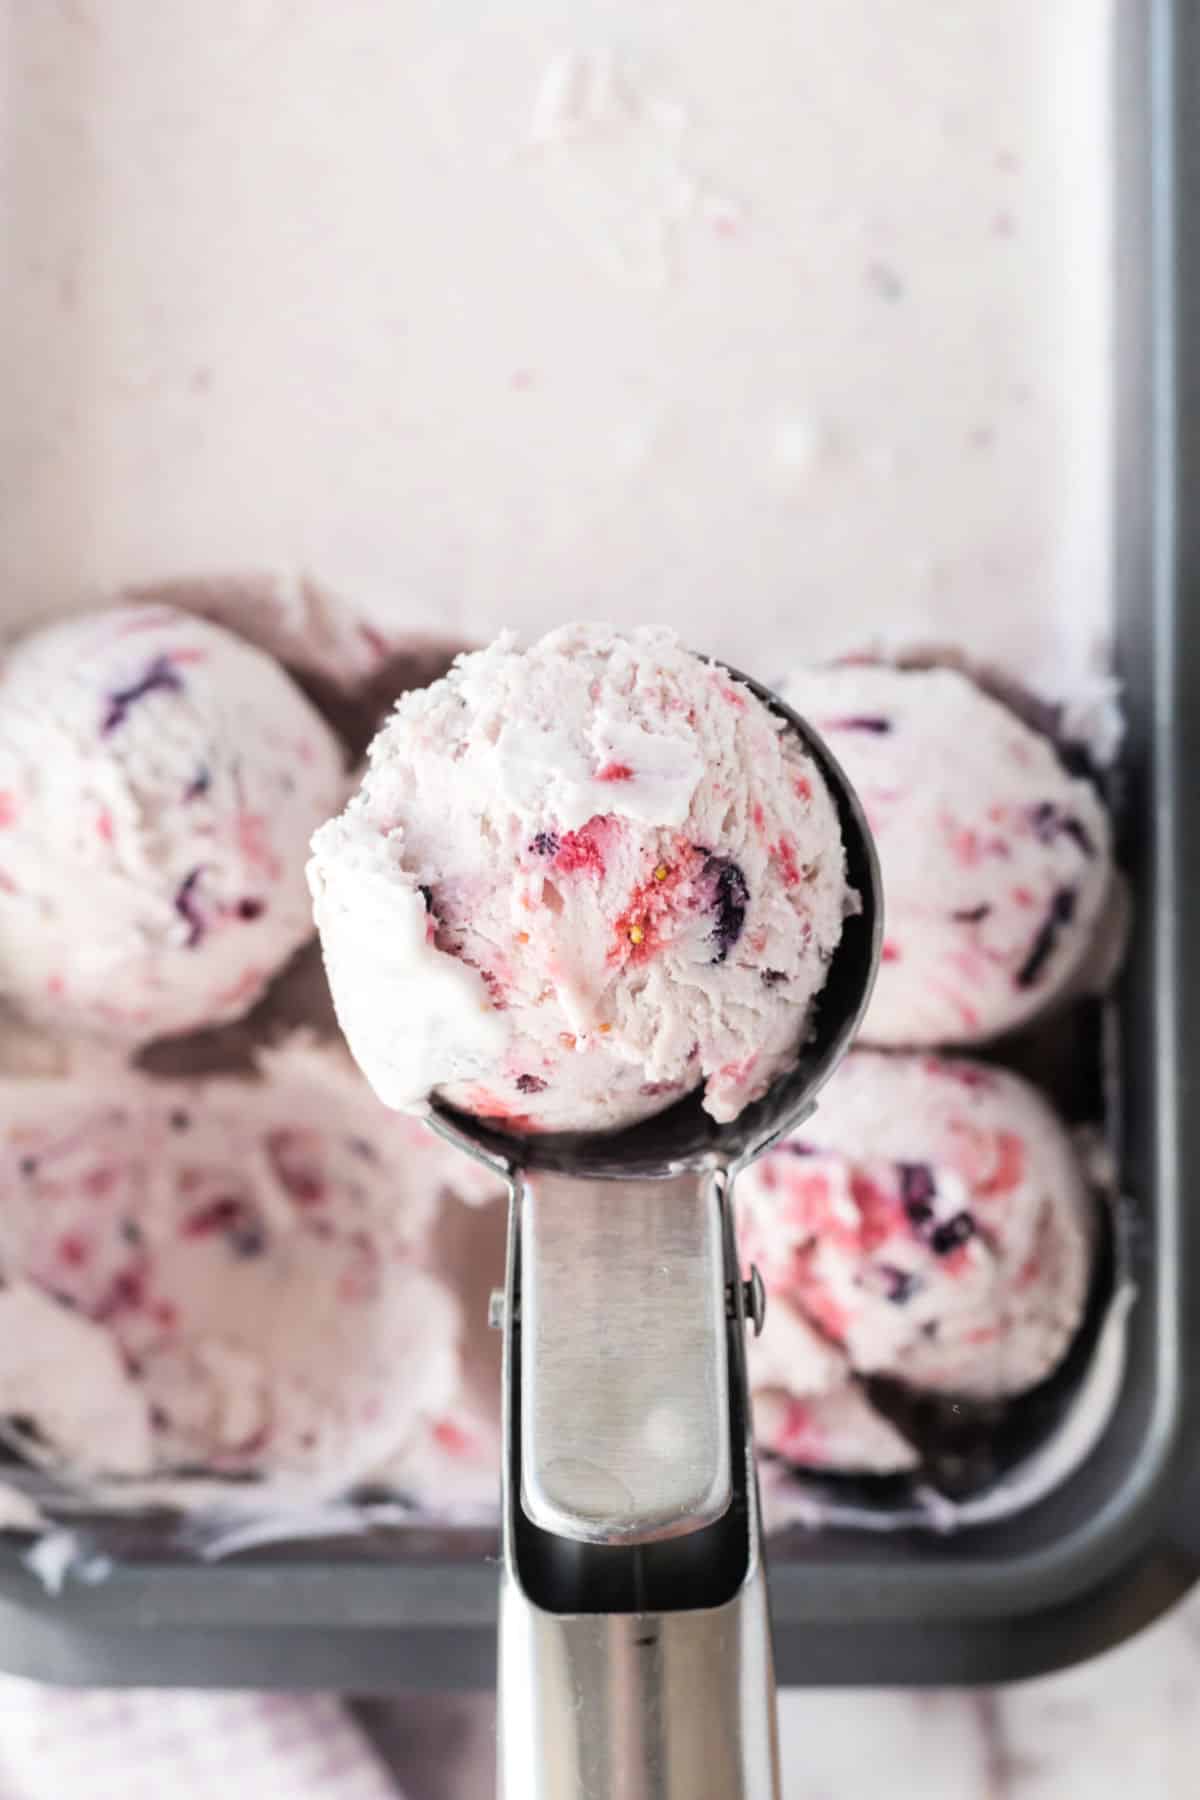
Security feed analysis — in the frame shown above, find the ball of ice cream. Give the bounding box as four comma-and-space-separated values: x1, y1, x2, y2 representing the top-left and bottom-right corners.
737, 1049, 1096, 1401
753, 1385, 918, 1477
0, 1043, 502, 1496
779, 664, 1114, 1046
749, 1300, 918, 1475
0, 605, 346, 1047
309, 624, 853, 1134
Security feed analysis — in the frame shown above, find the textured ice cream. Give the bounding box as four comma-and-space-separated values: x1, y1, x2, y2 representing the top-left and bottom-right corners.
310, 624, 853, 1134
737, 1049, 1096, 1405
0, 1044, 503, 1500
4, 5, 1113, 700
779, 665, 1113, 1047
753, 1386, 918, 1477
749, 1300, 917, 1476
0, 605, 346, 1047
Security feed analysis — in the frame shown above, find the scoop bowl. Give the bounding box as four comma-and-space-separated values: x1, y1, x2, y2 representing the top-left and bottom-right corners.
429, 663, 882, 1180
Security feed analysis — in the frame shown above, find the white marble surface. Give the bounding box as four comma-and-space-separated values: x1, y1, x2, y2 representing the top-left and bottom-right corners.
356, 1583, 1200, 1797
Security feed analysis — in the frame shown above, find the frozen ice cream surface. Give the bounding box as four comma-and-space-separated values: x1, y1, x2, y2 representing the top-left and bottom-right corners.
0, 605, 346, 1047
737, 1050, 1096, 1402
0, 1044, 503, 1497
753, 1385, 918, 1478
748, 1296, 917, 1476
310, 624, 853, 1133
779, 665, 1113, 1047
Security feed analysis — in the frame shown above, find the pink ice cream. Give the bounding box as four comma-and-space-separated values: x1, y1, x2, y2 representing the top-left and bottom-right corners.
0, 605, 346, 1047
752, 1386, 919, 1478
0, 1043, 503, 1502
779, 664, 1114, 1047
738, 1050, 1096, 1421
749, 1299, 918, 1476
309, 624, 853, 1134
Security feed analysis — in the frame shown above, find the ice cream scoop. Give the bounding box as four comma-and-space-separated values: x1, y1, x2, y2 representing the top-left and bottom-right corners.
0, 604, 346, 1047
309, 624, 855, 1136
419, 658, 880, 1800
778, 663, 1114, 1047
738, 1048, 1097, 1408
0, 1043, 500, 1507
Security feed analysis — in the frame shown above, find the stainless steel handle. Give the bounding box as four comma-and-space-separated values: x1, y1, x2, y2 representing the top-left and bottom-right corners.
519, 1170, 732, 1547
495, 1171, 782, 1800
498, 1535, 781, 1799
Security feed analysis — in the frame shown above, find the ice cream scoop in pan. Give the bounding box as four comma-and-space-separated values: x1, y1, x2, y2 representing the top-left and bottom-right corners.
430, 668, 882, 1800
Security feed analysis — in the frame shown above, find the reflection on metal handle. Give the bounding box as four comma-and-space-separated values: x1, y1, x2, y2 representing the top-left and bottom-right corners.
520, 1171, 732, 1546
498, 1533, 781, 1799
496, 1173, 782, 1799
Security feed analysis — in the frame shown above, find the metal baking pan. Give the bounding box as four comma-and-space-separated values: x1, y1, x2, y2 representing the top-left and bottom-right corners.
0, 0, 1195, 1688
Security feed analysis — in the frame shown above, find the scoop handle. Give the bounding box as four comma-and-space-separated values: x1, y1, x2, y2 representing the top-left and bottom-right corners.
497, 1538, 781, 1799
494, 1169, 782, 1799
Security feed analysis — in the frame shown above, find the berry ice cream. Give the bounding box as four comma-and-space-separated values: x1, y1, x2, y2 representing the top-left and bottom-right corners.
0, 1044, 503, 1500
737, 1050, 1096, 1403
0, 605, 346, 1047
753, 1386, 918, 1477
309, 624, 854, 1134
779, 664, 1114, 1047
748, 1300, 918, 1476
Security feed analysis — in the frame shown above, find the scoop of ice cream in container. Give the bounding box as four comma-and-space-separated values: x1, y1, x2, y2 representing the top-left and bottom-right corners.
0, 604, 346, 1049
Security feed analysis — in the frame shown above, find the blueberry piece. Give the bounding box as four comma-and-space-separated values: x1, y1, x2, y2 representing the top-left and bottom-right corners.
169, 1109, 191, 1132
1015, 886, 1077, 989
1031, 802, 1096, 859
119, 1218, 144, 1246
236, 898, 265, 921
17, 1156, 37, 1177
898, 1162, 936, 1221
831, 715, 892, 734
102, 654, 184, 735
173, 867, 207, 948
231, 1225, 267, 1259
1030, 800, 1058, 843
515, 1073, 547, 1094
930, 1212, 976, 1255
761, 968, 789, 987
1060, 815, 1096, 858
7, 1414, 47, 1445
529, 832, 560, 857
879, 1264, 919, 1304
184, 766, 211, 802
703, 855, 750, 963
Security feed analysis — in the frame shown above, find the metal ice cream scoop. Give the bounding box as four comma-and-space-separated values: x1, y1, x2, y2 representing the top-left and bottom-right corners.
430, 668, 881, 1800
